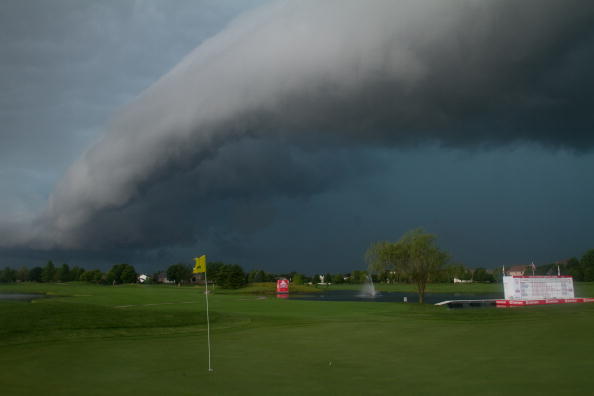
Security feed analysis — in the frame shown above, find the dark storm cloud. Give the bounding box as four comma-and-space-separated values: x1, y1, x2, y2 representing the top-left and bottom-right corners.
40, 139, 374, 249
2, 0, 594, 252
0, 0, 265, 231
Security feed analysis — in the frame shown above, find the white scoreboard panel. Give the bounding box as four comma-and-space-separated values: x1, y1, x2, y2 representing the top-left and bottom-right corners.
503, 276, 574, 300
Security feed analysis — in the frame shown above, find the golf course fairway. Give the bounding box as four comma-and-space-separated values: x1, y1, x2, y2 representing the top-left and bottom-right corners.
2, 282, 594, 395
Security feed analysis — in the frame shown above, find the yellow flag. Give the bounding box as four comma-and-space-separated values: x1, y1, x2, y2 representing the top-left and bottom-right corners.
193, 255, 206, 273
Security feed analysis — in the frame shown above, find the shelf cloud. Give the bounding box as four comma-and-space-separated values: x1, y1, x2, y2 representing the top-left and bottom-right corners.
3, 0, 594, 251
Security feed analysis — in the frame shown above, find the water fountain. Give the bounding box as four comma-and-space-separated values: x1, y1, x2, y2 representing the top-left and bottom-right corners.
358, 275, 378, 298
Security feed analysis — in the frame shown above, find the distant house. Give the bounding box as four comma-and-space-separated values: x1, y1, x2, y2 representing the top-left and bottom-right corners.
190, 274, 206, 285
453, 278, 473, 283
137, 274, 149, 283
506, 265, 528, 276
156, 272, 174, 284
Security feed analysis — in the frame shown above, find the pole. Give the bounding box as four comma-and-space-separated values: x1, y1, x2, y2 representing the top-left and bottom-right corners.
204, 270, 213, 372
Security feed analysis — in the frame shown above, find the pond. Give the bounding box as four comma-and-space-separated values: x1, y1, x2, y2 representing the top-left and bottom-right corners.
285, 290, 503, 305
0, 293, 49, 301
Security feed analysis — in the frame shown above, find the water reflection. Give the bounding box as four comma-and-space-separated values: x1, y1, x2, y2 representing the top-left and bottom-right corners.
0, 293, 48, 301
287, 290, 502, 304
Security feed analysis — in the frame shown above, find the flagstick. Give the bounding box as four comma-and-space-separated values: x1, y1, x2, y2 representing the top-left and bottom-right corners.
204, 269, 213, 372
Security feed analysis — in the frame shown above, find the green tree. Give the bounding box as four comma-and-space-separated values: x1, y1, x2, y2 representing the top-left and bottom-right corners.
57, 264, 71, 282
120, 265, 137, 283
256, 270, 268, 282
166, 263, 192, 285
365, 241, 398, 275
331, 273, 344, 284
492, 267, 504, 283
79, 270, 93, 282
29, 266, 43, 282
366, 229, 448, 304
70, 266, 85, 281
41, 261, 57, 283
581, 249, 594, 282
441, 263, 471, 282
16, 266, 29, 282
80, 269, 103, 283
472, 268, 494, 282
350, 270, 366, 283
408, 230, 448, 302
292, 273, 304, 284
107, 264, 137, 284
1, 267, 17, 282
247, 270, 257, 283
216, 264, 246, 289
566, 257, 583, 281
247, 269, 268, 283
206, 261, 225, 283
400, 229, 448, 303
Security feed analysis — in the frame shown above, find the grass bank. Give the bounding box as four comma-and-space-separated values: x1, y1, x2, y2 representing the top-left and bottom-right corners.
212, 282, 321, 295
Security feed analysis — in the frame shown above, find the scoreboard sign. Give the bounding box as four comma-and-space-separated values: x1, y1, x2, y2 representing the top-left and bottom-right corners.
276, 279, 289, 294
503, 276, 574, 300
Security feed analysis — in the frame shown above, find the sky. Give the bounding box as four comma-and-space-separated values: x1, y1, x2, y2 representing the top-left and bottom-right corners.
1, 0, 594, 274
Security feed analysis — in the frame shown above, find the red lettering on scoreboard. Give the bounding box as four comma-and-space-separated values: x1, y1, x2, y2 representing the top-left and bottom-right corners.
525, 300, 543, 305
497, 298, 594, 307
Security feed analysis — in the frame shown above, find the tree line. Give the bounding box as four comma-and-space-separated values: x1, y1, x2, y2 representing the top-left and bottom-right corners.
0, 258, 430, 289
3, 245, 593, 290
0, 260, 249, 289
532, 249, 594, 281
0, 261, 137, 285
163, 262, 366, 288
165, 261, 247, 289
164, 263, 378, 288
0, 258, 502, 289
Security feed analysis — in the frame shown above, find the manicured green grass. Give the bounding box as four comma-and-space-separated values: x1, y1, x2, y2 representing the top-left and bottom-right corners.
214, 282, 321, 294
2, 282, 594, 395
